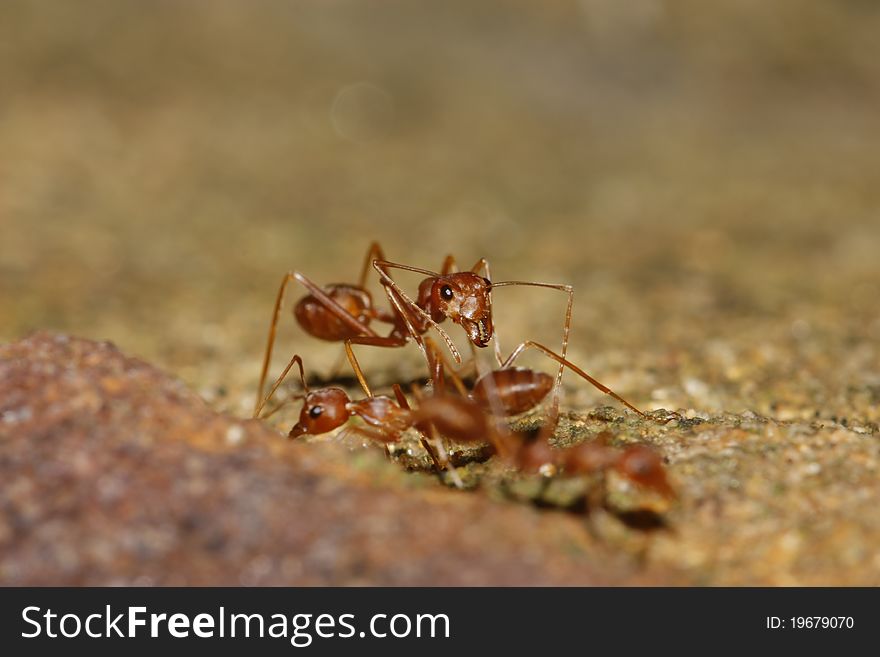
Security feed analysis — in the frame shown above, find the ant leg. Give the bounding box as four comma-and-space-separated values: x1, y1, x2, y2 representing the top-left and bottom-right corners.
343, 341, 372, 398
344, 336, 410, 400
501, 341, 645, 418
255, 272, 297, 417
404, 384, 463, 488
423, 337, 469, 397
254, 353, 309, 419
391, 384, 410, 408
254, 270, 381, 416
358, 241, 388, 288
419, 421, 464, 489
470, 341, 513, 454
380, 283, 429, 360
323, 348, 352, 385
372, 261, 462, 363
342, 332, 411, 398
341, 422, 456, 483
490, 280, 574, 415
340, 424, 399, 444
261, 394, 302, 420
441, 255, 458, 274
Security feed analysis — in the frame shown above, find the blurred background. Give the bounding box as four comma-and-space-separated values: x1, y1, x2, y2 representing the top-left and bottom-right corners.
2, 0, 879, 420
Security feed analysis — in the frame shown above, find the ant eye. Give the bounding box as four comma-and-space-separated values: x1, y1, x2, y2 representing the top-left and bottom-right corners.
440, 285, 453, 301
308, 406, 323, 419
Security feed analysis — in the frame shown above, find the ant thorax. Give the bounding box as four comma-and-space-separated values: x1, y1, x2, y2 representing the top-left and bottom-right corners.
347, 396, 410, 434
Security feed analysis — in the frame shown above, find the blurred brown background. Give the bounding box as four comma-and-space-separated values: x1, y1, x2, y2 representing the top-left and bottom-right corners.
2, 0, 879, 418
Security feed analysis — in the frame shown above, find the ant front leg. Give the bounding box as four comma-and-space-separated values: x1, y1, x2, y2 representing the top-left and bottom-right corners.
372, 265, 462, 365
501, 341, 646, 418
423, 337, 470, 398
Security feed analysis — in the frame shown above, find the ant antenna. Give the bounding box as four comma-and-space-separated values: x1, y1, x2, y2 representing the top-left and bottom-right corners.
254, 354, 310, 419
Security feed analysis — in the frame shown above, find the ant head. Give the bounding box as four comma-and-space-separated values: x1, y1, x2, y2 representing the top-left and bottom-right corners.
428, 272, 494, 348
289, 387, 351, 438
616, 446, 676, 499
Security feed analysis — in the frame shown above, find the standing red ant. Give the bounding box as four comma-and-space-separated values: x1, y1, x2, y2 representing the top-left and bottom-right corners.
369, 255, 646, 420
254, 245, 496, 418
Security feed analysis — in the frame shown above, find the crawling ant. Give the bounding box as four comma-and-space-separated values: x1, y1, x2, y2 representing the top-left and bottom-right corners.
408, 394, 675, 501
501, 429, 676, 526
253, 352, 464, 487
517, 432, 676, 500
256, 350, 674, 501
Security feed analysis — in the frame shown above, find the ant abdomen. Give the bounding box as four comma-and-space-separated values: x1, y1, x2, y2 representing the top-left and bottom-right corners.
471, 367, 554, 416
294, 284, 374, 341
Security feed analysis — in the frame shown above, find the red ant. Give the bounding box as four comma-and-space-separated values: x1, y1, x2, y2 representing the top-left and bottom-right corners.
253, 352, 465, 487
412, 342, 670, 499
514, 432, 676, 499
255, 353, 672, 500
409, 394, 674, 500
369, 256, 653, 423
254, 245, 587, 421
255, 245, 504, 418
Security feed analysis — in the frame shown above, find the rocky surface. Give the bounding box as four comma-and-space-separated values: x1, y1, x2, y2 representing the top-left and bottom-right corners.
0, 332, 677, 585
3, 332, 879, 585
